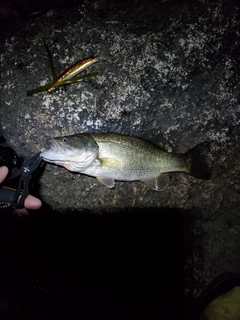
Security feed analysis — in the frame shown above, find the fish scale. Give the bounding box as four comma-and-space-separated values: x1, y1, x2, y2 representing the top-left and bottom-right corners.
89, 133, 185, 176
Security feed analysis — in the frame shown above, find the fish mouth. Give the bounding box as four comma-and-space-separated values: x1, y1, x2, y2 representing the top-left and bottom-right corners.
46, 139, 58, 152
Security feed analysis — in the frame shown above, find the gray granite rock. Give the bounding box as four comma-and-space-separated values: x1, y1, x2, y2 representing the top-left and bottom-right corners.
1, 0, 240, 305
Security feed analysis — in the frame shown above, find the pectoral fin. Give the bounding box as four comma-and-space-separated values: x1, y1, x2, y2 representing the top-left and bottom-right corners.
97, 176, 115, 188
101, 158, 121, 168
142, 174, 169, 191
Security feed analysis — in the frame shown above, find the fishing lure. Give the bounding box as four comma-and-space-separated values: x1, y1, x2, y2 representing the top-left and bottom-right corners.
26, 39, 98, 96
48, 55, 99, 93
26, 73, 98, 96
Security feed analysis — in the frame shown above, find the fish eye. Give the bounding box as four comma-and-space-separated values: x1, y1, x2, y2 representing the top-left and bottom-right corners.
62, 136, 69, 142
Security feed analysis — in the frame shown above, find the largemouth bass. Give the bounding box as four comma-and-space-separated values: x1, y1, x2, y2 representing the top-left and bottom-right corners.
40, 133, 211, 191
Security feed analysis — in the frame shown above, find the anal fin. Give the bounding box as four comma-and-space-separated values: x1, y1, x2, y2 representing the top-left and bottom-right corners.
142, 173, 169, 191
97, 176, 115, 188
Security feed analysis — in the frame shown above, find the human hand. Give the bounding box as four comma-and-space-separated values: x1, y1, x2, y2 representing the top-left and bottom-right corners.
0, 166, 42, 212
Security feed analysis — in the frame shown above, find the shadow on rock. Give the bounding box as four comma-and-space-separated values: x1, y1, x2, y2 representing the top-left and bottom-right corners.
0, 206, 188, 319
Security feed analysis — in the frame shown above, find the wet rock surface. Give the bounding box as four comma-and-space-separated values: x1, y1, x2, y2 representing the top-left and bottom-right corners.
1, 0, 240, 310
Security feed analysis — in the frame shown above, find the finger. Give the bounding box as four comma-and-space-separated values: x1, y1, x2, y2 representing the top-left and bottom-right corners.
13, 208, 29, 218
0, 166, 9, 183
24, 195, 42, 210
13, 196, 42, 218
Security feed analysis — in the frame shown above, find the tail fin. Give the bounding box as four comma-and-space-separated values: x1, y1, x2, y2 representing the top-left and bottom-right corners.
185, 142, 211, 180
